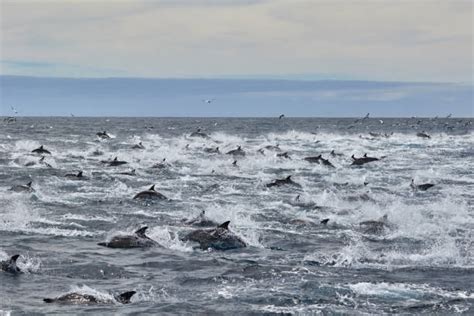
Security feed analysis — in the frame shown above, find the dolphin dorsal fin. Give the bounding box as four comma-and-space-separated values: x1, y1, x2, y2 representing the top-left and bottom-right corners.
364, 153, 367, 158
113, 157, 118, 161
77, 171, 83, 177
116, 291, 136, 304
39, 145, 43, 149
351, 154, 356, 160
135, 226, 148, 236
200, 210, 206, 216
149, 185, 155, 191
218, 221, 230, 230
237, 146, 241, 150
331, 150, 334, 154
286, 175, 291, 180
10, 254, 20, 264
26, 181, 32, 187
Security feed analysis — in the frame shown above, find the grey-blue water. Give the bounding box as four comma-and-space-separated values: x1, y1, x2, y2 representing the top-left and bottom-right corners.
1, 117, 473, 315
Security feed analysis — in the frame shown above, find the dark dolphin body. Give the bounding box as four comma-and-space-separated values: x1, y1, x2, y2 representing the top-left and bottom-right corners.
189, 129, 210, 139
65, 171, 84, 179
1, 254, 21, 274
304, 154, 334, 167
98, 226, 158, 248
44, 291, 136, 305
276, 152, 291, 159
96, 131, 111, 139
183, 211, 219, 227
411, 179, 435, 191
266, 175, 301, 188
25, 156, 52, 168
416, 131, 431, 139
10, 181, 35, 193
183, 221, 247, 251
133, 185, 168, 200
107, 157, 127, 167
204, 146, 220, 154
32, 145, 51, 155
132, 142, 145, 149
226, 146, 246, 156
351, 154, 380, 166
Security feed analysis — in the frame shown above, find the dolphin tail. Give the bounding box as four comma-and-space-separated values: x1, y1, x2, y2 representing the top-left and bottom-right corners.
116, 291, 136, 304
135, 226, 148, 236
218, 221, 230, 230
43, 298, 54, 303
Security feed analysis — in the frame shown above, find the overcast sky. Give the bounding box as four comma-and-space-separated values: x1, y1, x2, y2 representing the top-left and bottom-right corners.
1, 0, 473, 82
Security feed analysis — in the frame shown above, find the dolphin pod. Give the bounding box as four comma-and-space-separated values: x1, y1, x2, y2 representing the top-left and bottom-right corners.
98, 226, 159, 248
182, 221, 247, 251
1, 254, 22, 274
44, 290, 136, 305
304, 154, 335, 168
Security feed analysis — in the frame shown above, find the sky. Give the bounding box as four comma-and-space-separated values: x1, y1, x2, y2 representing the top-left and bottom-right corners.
1, 0, 473, 82
0, 1, 472, 117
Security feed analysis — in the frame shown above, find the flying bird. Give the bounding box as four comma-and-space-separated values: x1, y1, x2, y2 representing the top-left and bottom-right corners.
202, 99, 215, 104
10, 106, 18, 114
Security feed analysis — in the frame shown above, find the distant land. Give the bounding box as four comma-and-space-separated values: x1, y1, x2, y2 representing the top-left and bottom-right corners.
0, 75, 472, 117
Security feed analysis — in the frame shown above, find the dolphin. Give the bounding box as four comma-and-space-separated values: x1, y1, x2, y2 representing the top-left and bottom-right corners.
183, 210, 219, 227
226, 146, 245, 156
44, 290, 136, 305
257, 148, 265, 155
351, 154, 380, 166
32, 145, 51, 155
320, 218, 330, 225
416, 131, 431, 139
64, 171, 84, 179
39, 156, 53, 168
189, 128, 210, 139
266, 175, 301, 188
108, 157, 127, 167
279, 114, 285, 120
204, 146, 220, 154
330, 150, 343, 157
359, 214, 394, 234
133, 185, 168, 200
131, 142, 145, 149
98, 226, 159, 248
183, 221, 247, 251
151, 158, 168, 169
276, 152, 291, 159
232, 160, 238, 167
96, 131, 110, 139
304, 155, 334, 167
10, 181, 35, 193
0, 254, 21, 274
410, 179, 435, 191
264, 144, 281, 151
118, 169, 136, 176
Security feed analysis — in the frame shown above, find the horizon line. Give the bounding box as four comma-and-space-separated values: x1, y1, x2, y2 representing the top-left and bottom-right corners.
1, 74, 468, 86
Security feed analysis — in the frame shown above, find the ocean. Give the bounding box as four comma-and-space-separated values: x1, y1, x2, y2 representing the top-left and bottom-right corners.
0, 117, 473, 315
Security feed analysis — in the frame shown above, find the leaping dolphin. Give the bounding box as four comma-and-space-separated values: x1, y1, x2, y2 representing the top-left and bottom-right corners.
44, 290, 136, 305
96, 131, 110, 139
98, 226, 159, 248
32, 145, 51, 155
182, 221, 247, 251
1, 254, 22, 274
133, 185, 167, 200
